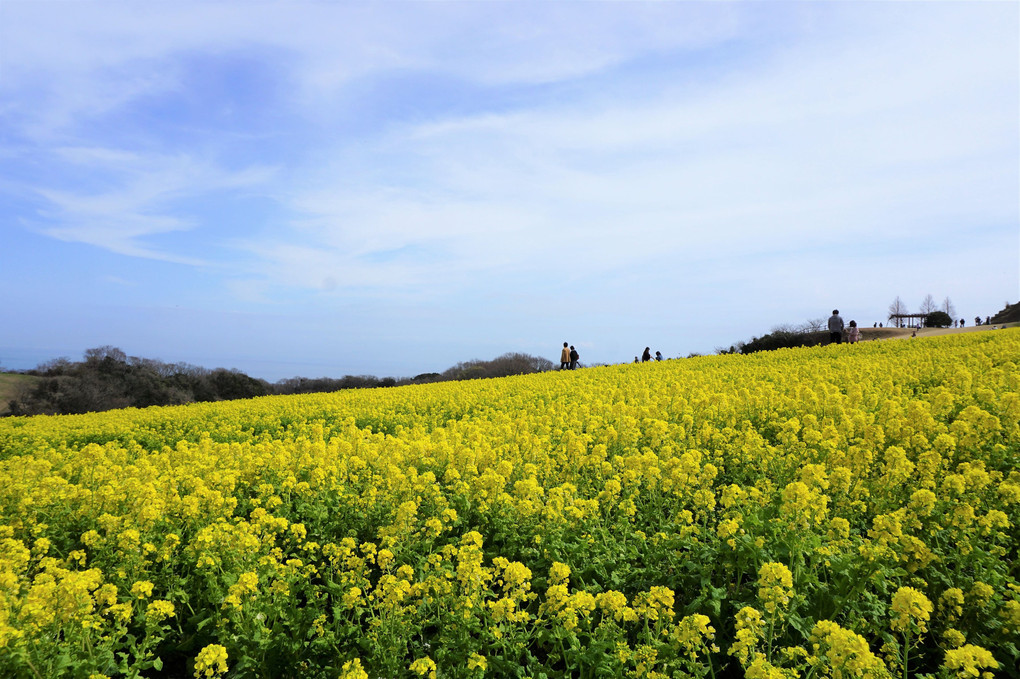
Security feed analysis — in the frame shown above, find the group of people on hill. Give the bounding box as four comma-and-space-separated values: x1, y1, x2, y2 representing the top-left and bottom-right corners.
560, 342, 580, 370
560, 342, 669, 369
827, 310, 860, 344
638, 347, 663, 363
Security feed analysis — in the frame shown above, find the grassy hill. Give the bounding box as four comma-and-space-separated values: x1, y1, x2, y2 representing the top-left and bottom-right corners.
0, 373, 38, 415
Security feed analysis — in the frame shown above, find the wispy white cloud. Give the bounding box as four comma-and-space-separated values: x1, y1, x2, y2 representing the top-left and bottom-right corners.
21, 147, 275, 263
241, 2, 1015, 301
0, 2, 743, 137
1, 1, 752, 273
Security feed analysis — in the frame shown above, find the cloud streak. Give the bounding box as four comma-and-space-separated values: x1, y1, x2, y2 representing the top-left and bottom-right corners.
15, 146, 275, 264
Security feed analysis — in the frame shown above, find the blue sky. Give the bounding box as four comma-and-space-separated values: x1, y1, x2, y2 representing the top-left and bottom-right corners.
2, 1, 1018, 381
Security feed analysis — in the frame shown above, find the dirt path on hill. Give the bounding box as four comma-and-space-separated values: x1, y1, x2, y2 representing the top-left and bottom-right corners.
859, 323, 1017, 342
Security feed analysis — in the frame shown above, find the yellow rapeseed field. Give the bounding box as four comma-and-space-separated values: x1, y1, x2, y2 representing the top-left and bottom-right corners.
1, 331, 1017, 678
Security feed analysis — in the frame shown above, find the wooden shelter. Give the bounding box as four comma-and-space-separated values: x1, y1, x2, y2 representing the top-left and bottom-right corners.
887, 313, 928, 328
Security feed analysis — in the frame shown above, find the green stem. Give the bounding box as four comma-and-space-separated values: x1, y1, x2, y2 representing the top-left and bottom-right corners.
557, 631, 569, 672
902, 630, 910, 679
24, 656, 45, 679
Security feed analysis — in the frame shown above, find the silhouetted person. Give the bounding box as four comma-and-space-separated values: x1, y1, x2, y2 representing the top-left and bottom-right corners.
642, 347, 651, 362
569, 345, 579, 370
828, 310, 845, 344
960, 318, 965, 327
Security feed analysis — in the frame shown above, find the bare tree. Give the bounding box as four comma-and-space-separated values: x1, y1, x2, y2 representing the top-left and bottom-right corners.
942, 297, 956, 319
801, 318, 827, 332
888, 296, 907, 327
83, 346, 127, 364
919, 294, 938, 316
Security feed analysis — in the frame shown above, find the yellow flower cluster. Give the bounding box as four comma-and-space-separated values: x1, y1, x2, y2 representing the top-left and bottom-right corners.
757, 562, 794, 615
0, 329, 1017, 677
809, 620, 888, 678
890, 586, 934, 634
144, 599, 175, 624
194, 643, 228, 678
340, 658, 369, 679
943, 644, 999, 678
409, 656, 437, 679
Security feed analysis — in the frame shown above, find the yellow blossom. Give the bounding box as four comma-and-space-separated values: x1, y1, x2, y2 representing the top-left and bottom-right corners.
943, 644, 998, 678
890, 587, 933, 634
409, 656, 437, 679
194, 643, 228, 678
757, 562, 794, 615
145, 599, 175, 624
130, 580, 154, 600
340, 658, 369, 679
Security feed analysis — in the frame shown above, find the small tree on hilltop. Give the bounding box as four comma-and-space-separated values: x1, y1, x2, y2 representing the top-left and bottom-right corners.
889, 296, 908, 328
941, 297, 956, 319
919, 294, 938, 316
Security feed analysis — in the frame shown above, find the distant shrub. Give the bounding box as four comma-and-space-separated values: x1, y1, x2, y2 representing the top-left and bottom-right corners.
740, 330, 827, 355
442, 352, 554, 381
924, 311, 953, 328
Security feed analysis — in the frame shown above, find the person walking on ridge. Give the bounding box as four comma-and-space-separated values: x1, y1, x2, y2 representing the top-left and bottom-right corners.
828, 310, 845, 344
560, 342, 570, 370
569, 345, 579, 370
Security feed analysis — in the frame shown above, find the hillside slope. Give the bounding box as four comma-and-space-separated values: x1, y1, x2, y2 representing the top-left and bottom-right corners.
0, 373, 38, 415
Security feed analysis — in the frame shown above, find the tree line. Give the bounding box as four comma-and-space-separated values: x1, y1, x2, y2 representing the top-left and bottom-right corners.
4, 347, 554, 417
887, 294, 958, 328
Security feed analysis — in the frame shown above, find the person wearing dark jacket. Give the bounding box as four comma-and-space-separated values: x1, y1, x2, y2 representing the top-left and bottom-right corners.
828, 310, 845, 344
569, 346, 579, 369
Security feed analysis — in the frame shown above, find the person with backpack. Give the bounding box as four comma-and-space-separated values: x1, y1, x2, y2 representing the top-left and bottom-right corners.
569, 345, 579, 369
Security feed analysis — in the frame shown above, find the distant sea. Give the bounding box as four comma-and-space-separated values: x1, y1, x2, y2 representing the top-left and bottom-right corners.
0, 347, 76, 372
